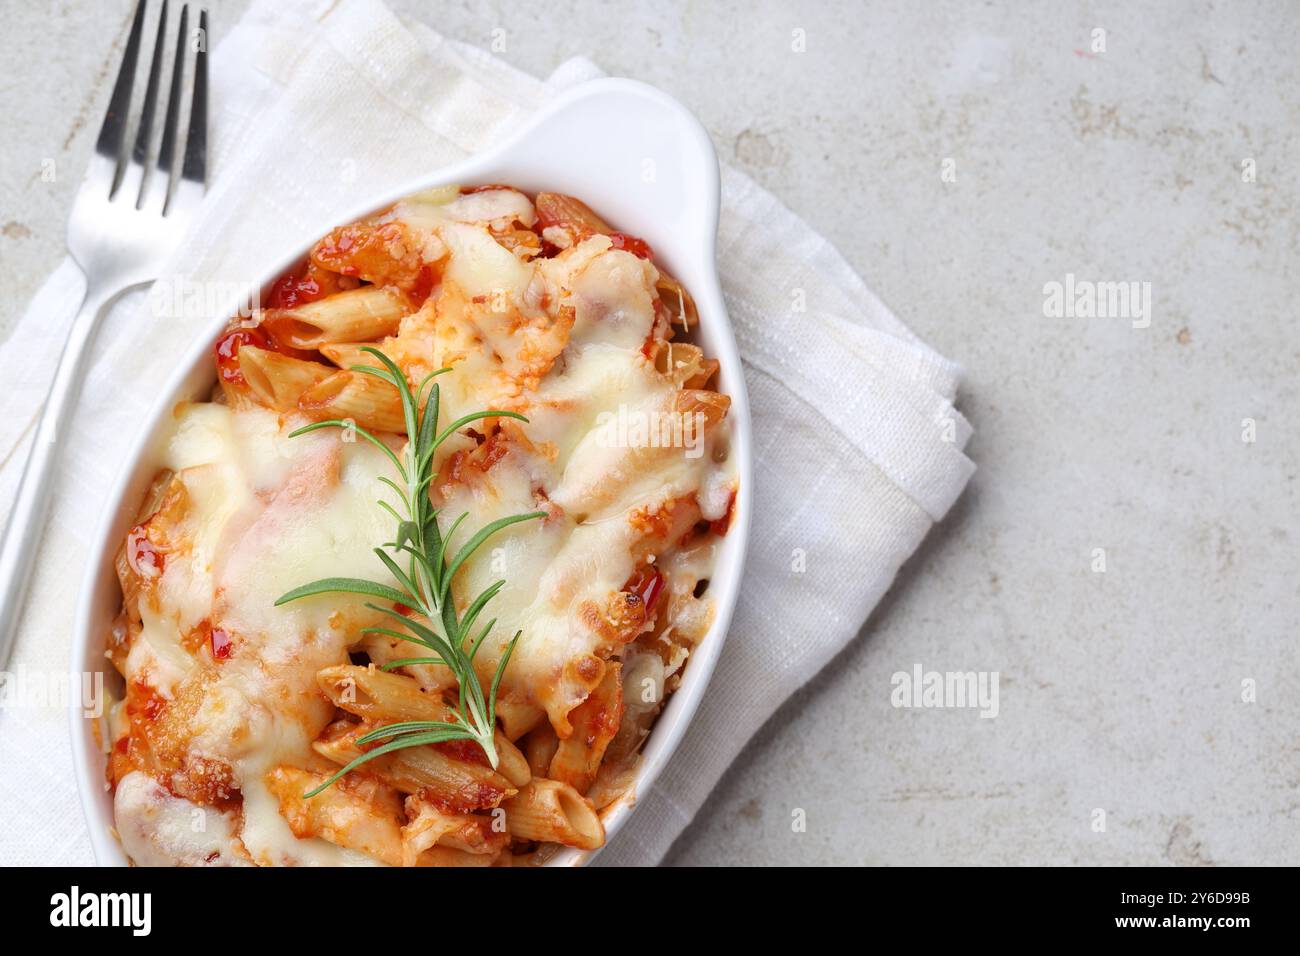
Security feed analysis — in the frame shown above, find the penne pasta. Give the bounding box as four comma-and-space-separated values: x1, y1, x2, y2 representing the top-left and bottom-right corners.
263, 286, 408, 349
266, 765, 404, 866
298, 369, 406, 433
115, 471, 187, 631
317, 665, 530, 786
675, 388, 731, 427
113, 544, 141, 628
549, 663, 622, 794
386, 744, 516, 809
401, 793, 508, 865
495, 695, 546, 741
654, 270, 698, 328
534, 191, 612, 236
317, 663, 445, 723
501, 779, 604, 850
237, 345, 334, 411
135, 468, 176, 523
653, 341, 718, 389
523, 723, 559, 780
320, 341, 391, 371
312, 720, 516, 812
355, 631, 458, 694
494, 737, 532, 788
417, 846, 500, 867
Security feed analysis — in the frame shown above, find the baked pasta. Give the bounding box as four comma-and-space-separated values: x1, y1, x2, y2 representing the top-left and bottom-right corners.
102, 184, 738, 866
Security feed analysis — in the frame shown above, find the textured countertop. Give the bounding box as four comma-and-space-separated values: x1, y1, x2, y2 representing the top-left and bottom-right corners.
2, 0, 1296, 865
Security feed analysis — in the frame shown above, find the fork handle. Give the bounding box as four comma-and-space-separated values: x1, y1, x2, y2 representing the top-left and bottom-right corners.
0, 285, 120, 666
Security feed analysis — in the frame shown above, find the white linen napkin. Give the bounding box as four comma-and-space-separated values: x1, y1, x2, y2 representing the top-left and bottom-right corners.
0, 0, 973, 866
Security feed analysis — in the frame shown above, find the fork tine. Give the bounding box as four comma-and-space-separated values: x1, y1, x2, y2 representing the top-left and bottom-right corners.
94, 0, 148, 165
130, 0, 169, 206
180, 9, 209, 186
157, 4, 188, 184
130, 0, 168, 169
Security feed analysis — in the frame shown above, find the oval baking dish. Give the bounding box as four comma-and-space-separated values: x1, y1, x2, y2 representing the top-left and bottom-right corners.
71, 78, 751, 866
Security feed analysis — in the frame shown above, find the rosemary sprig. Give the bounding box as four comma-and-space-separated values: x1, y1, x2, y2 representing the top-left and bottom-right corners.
274, 347, 544, 797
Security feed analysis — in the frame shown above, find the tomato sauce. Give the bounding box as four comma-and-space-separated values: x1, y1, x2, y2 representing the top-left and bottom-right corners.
608, 232, 654, 260
433, 738, 491, 768
709, 490, 737, 537
214, 326, 270, 385
126, 675, 166, 725
409, 264, 436, 306
126, 525, 165, 578
209, 626, 234, 660
266, 268, 333, 310
623, 566, 666, 616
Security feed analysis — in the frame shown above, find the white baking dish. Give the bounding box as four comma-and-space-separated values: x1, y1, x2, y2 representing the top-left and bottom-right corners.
71, 77, 751, 866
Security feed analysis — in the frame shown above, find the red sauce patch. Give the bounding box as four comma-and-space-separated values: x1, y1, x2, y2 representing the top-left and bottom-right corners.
409, 264, 436, 307
210, 627, 234, 660
623, 567, 666, 616
587, 699, 620, 745
438, 431, 512, 498
425, 782, 505, 815
215, 316, 320, 385
479, 431, 510, 470
709, 491, 737, 537
127, 676, 166, 724
433, 738, 491, 768
266, 268, 332, 310
608, 232, 654, 260
126, 525, 165, 578
214, 326, 270, 385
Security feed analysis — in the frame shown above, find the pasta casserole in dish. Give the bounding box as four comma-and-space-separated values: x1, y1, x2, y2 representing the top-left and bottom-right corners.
103, 184, 738, 866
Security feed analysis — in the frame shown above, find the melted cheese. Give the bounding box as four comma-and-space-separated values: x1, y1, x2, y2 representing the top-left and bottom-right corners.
407, 207, 734, 731
114, 771, 252, 866
121, 403, 401, 865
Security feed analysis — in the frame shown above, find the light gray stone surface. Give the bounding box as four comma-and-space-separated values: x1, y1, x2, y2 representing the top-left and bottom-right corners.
2, 0, 1297, 865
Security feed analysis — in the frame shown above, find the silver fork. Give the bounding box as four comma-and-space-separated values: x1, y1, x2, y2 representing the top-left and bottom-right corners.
0, 0, 209, 663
